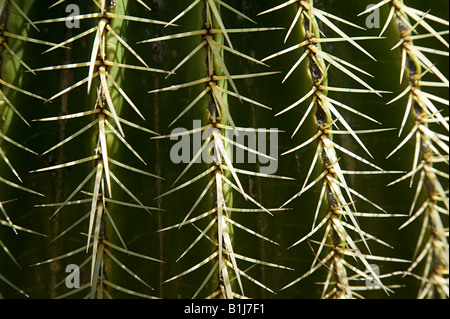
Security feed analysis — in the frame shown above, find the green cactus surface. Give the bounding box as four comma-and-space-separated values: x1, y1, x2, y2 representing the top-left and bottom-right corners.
0, 0, 448, 300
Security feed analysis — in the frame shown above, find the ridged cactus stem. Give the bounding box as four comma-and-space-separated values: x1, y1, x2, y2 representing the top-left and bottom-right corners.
260, 0, 411, 298
380, 0, 449, 298
204, 1, 236, 298
0, 0, 48, 297
26, 0, 165, 298
152, 0, 291, 298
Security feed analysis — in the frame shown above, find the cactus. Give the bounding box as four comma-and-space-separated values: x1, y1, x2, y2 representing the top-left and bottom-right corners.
0, 0, 448, 299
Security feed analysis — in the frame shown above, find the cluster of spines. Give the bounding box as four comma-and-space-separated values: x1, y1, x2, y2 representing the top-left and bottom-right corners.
259, 0, 411, 298
0, 0, 52, 297
146, 0, 292, 299
27, 0, 165, 298
362, 0, 449, 299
